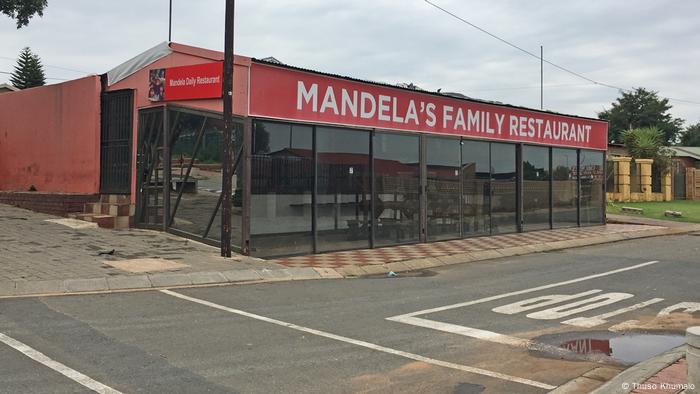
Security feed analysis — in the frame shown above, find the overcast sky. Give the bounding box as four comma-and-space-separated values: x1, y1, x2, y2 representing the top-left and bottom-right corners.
2, 0, 699, 125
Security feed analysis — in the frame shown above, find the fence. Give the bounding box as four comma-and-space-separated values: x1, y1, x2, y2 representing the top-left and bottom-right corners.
687, 168, 700, 200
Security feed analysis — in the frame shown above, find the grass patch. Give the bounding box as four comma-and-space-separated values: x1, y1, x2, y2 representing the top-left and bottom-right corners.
607, 200, 700, 223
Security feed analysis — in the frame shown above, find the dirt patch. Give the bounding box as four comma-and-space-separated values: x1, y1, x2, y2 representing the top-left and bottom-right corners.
608, 312, 700, 332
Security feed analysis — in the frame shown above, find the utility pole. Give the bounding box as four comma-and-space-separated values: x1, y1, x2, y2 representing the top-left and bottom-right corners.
540, 45, 543, 110
221, 0, 235, 257
168, 0, 173, 41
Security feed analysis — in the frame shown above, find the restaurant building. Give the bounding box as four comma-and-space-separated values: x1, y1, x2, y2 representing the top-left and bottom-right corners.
0, 42, 608, 258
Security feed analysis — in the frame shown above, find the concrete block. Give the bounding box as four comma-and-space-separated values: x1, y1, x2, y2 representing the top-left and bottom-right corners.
468, 249, 503, 261
0, 281, 15, 296
188, 271, 227, 285
385, 261, 411, 273
286, 267, 321, 280
107, 275, 152, 290
402, 257, 441, 270
64, 278, 109, 293
256, 269, 294, 281
312, 267, 343, 279
221, 269, 262, 282
359, 264, 389, 275
148, 273, 193, 287
436, 253, 474, 266
334, 265, 368, 277
14, 280, 66, 295
496, 246, 531, 257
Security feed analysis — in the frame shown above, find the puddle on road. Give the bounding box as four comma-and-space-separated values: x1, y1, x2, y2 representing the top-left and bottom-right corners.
535, 331, 685, 364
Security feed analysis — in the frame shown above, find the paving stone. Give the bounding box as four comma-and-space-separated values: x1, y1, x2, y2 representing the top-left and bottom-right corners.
107, 275, 152, 290
148, 273, 193, 287
221, 269, 262, 282
188, 271, 227, 285
64, 278, 109, 293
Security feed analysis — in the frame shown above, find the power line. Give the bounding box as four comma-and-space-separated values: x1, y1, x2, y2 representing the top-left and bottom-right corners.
423, 0, 700, 106
0, 70, 69, 81
0, 55, 90, 74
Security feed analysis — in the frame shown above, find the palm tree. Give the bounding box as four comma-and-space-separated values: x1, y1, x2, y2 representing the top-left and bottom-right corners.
621, 127, 673, 174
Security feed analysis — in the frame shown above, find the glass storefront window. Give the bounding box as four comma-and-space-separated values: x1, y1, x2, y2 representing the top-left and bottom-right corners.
580, 150, 605, 225
373, 132, 421, 247
490, 143, 517, 234
426, 136, 461, 241
462, 140, 490, 236
552, 148, 578, 227
250, 121, 314, 257
522, 145, 551, 231
316, 127, 371, 252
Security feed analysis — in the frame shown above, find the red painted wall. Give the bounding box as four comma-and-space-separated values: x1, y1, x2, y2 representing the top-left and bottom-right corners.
0, 76, 101, 193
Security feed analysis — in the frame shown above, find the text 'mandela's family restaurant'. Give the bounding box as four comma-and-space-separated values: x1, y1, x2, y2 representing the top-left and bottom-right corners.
0, 42, 608, 257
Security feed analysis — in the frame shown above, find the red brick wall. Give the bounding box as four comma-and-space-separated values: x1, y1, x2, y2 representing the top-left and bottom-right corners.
0, 192, 99, 216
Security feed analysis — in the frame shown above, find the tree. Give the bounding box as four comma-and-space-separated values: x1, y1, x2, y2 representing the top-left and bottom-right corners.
1, 0, 47, 28
10, 47, 45, 89
598, 88, 684, 145
621, 127, 673, 174
680, 122, 700, 146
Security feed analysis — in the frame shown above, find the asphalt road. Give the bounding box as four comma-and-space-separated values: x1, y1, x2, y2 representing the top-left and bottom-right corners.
1, 234, 699, 393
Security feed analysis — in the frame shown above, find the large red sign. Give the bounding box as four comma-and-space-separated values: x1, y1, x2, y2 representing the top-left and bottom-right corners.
249, 63, 608, 150
149, 62, 223, 102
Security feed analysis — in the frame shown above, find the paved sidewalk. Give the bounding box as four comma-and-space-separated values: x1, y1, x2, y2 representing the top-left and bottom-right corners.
2, 203, 700, 297
0, 204, 318, 297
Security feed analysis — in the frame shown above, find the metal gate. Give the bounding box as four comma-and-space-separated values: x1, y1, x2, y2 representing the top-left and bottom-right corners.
100, 90, 134, 194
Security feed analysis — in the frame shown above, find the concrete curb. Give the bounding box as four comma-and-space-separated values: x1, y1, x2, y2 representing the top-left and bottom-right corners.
0, 267, 325, 299
588, 345, 687, 394
1, 225, 696, 299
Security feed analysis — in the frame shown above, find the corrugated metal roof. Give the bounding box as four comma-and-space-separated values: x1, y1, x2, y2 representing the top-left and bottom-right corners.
669, 146, 700, 160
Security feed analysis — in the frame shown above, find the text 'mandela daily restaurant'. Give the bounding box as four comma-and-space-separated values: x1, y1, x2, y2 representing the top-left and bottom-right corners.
0, 42, 608, 258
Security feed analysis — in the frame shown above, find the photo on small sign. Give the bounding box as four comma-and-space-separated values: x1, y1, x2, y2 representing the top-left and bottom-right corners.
149, 68, 166, 101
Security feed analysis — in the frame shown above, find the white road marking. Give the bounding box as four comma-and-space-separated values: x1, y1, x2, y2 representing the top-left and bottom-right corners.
0, 332, 122, 394
492, 290, 602, 315
526, 292, 634, 320
658, 302, 700, 316
160, 289, 556, 390
562, 298, 665, 328
390, 260, 660, 319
